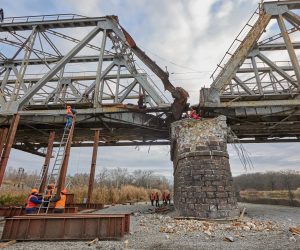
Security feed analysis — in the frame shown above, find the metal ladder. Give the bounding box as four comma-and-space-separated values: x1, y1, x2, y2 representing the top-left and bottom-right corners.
37, 119, 74, 213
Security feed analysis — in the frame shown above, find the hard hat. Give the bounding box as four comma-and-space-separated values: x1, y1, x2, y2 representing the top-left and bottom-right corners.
61, 189, 67, 194
49, 183, 55, 188
31, 188, 38, 194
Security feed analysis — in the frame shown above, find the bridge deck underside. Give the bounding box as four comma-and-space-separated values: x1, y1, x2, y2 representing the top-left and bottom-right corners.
207, 103, 300, 142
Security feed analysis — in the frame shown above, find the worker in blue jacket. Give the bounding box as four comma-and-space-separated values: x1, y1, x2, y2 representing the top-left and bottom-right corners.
25, 189, 42, 214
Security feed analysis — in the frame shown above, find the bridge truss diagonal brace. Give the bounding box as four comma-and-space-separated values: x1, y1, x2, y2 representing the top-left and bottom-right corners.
277, 14, 300, 90
233, 76, 255, 95
209, 12, 272, 98
134, 74, 165, 105
15, 22, 112, 111
256, 51, 298, 87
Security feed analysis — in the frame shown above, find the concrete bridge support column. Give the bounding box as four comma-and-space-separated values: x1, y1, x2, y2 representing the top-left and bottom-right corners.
171, 115, 239, 219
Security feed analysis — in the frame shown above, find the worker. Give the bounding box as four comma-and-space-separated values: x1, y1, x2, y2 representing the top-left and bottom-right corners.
161, 191, 167, 205
51, 189, 67, 213
0, 9, 3, 22
166, 193, 171, 205
155, 192, 160, 207
65, 105, 76, 128
42, 183, 54, 210
138, 94, 146, 109
190, 109, 200, 120
25, 189, 42, 214
150, 192, 155, 206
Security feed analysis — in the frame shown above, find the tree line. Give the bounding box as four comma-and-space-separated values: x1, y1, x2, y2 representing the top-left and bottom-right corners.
233, 170, 300, 191
4, 167, 172, 192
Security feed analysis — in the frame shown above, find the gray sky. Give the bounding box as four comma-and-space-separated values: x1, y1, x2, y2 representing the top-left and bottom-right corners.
2, 0, 300, 180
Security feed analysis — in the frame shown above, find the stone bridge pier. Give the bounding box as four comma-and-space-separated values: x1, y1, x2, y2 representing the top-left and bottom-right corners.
171, 116, 239, 219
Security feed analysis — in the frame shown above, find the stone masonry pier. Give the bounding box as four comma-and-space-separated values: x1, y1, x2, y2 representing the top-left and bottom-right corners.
171, 116, 239, 219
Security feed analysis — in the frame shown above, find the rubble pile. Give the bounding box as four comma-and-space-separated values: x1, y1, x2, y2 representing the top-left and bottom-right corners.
159, 218, 280, 234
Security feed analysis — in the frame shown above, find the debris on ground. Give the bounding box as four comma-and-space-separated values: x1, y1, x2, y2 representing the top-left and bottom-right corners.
159, 218, 280, 234
155, 206, 170, 214
224, 236, 235, 242
124, 240, 129, 250
289, 227, 300, 236
87, 238, 98, 246
0, 240, 17, 248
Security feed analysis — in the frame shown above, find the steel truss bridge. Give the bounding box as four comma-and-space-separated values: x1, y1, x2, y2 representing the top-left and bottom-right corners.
0, 0, 300, 157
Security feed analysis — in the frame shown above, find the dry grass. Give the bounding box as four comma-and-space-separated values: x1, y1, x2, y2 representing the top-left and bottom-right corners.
70, 185, 153, 204
240, 189, 300, 202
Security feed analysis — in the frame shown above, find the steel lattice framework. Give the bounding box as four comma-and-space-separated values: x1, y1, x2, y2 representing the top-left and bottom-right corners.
0, 14, 179, 154
201, 0, 300, 143
1, 0, 300, 156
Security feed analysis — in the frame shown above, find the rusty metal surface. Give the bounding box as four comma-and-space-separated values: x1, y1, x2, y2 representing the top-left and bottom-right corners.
15, 213, 131, 234
0, 114, 20, 186
0, 207, 78, 217
72, 203, 104, 211
2, 214, 126, 240
65, 193, 75, 205
87, 130, 100, 203
39, 131, 55, 193
0, 128, 8, 157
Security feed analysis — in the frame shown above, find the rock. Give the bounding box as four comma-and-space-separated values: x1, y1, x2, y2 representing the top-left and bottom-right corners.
224, 236, 234, 242
289, 236, 297, 242
165, 234, 170, 239
204, 230, 212, 236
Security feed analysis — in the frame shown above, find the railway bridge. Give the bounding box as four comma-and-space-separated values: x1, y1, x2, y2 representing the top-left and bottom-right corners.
0, 0, 299, 218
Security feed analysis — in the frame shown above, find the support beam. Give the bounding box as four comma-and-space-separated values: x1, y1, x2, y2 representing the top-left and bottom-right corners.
0, 114, 20, 186
283, 10, 300, 27
232, 76, 255, 95
277, 14, 300, 90
39, 131, 55, 193
0, 128, 8, 157
94, 30, 107, 107
251, 56, 263, 94
257, 52, 298, 87
87, 130, 100, 203
210, 12, 271, 96
12, 28, 37, 101
17, 26, 102, 109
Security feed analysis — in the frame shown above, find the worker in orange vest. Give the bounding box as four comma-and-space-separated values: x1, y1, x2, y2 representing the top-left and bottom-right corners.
51, 189, 67, 213
65, 105, 76, 128
150, 192, 155, 206
25, 189, 42, 214
161, 191, 167, 205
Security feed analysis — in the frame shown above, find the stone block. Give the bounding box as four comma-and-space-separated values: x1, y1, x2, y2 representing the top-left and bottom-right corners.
172, 116, 239, 219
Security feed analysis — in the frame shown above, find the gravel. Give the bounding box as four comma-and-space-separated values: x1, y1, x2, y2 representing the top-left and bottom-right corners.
2, 202, 300, 250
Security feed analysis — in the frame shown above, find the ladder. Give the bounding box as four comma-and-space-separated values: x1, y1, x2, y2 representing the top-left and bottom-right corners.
38, 118, 75, 213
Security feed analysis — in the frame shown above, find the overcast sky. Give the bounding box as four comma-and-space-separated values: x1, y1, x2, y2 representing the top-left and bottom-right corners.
2, 0, 300, 181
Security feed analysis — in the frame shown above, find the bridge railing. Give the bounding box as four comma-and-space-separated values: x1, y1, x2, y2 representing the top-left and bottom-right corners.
210, 7, 261, 82
2, 14, 87, 24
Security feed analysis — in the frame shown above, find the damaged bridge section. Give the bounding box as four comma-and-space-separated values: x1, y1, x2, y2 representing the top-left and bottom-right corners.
171, 116, 239, 219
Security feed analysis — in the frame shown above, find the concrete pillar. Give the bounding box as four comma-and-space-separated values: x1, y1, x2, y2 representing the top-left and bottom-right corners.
171, 115, 239, 219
